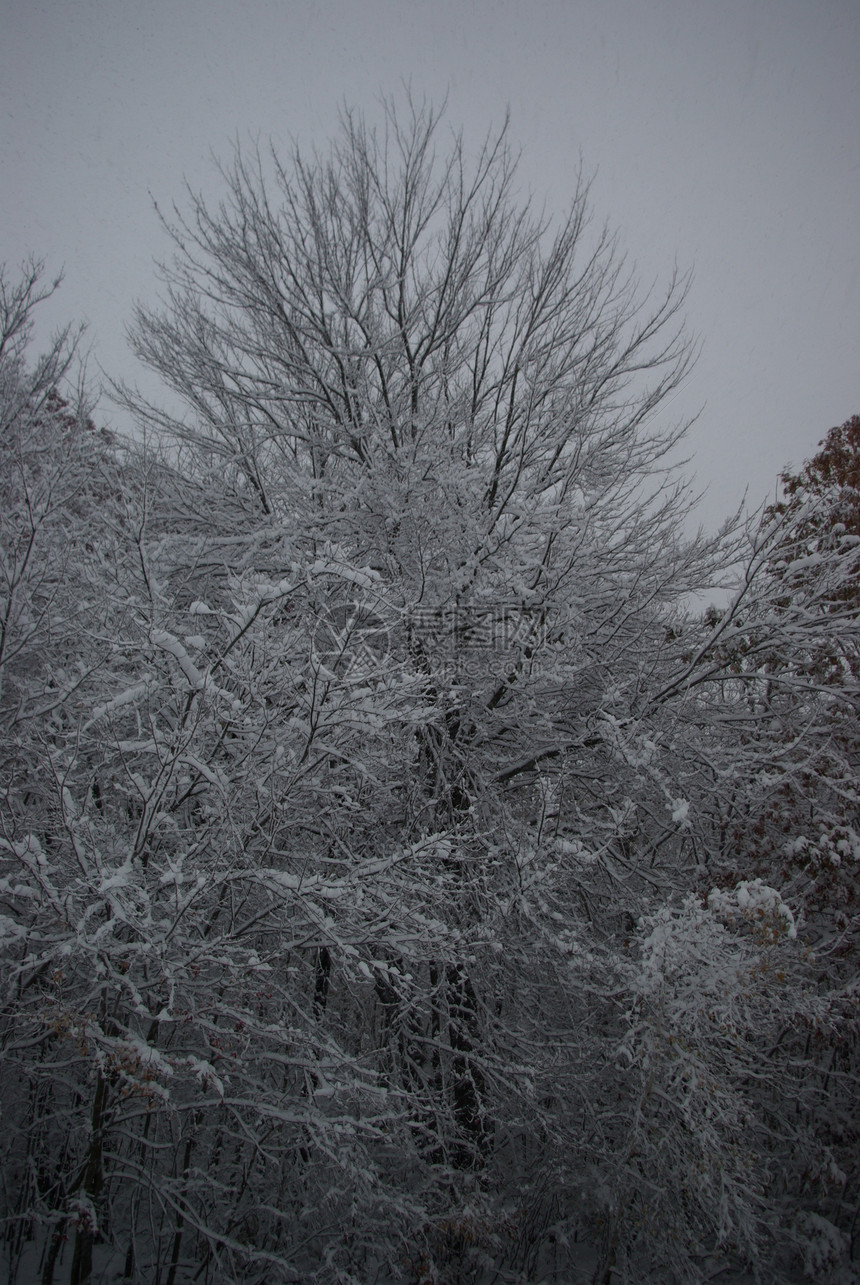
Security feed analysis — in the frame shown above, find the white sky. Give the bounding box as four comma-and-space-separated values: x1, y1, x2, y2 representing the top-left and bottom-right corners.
1, 0, 857, 533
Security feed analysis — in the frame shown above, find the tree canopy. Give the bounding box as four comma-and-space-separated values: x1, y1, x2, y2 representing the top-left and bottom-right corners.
1, 105, 858, 1285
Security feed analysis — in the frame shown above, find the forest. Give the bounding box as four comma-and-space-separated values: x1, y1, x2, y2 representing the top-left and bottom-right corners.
1, 101, 858, 1285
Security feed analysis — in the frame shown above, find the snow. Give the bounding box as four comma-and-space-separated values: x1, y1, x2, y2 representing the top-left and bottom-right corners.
185, 1055, 225, 1098
97, 861, 133, 894
84, 681, 151, 729
151, 628, 205, 688
670, 798, 690, 824
708, 878, 797, 939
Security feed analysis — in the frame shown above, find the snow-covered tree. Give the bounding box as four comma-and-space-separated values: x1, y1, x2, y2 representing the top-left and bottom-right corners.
5, 109, 852, 1281
114, 97, 766, 1278
649, 418, 860, 1278
1, 262, 471, 1283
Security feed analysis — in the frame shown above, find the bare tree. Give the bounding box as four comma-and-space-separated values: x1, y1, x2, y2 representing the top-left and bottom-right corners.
114, 97, 767, 1277
1, 263, 459, 1284
124, 95, 730, 837
13, 99, 838, 1283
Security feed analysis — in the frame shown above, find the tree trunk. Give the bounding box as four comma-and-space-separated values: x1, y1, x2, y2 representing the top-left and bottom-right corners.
69, 1070, 107, 1285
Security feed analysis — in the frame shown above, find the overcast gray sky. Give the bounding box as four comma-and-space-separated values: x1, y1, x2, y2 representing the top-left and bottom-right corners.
2, 0, 857, 532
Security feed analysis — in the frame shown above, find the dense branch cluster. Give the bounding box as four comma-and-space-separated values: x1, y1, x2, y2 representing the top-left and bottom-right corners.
1, 103, 857, 1284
